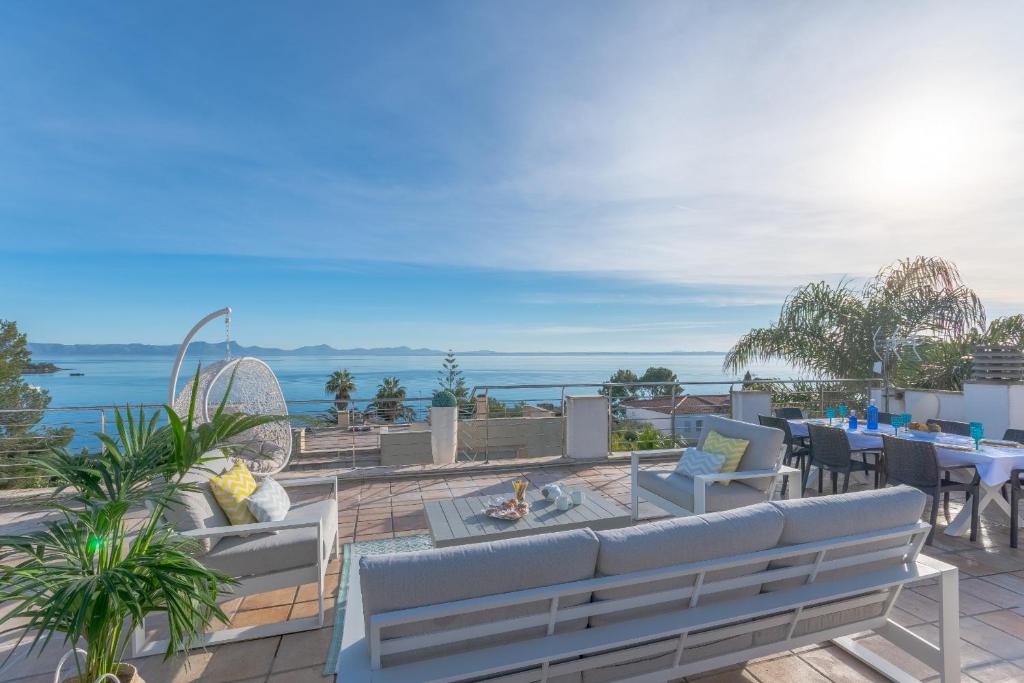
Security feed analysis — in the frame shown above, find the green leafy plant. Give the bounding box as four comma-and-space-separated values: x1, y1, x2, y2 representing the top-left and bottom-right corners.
0, 368, 286, 681
431, 389, 458, 408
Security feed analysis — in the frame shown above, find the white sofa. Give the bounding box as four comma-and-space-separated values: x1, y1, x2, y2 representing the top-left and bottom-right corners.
339, 486, 959, 682
631, 414, 801, 517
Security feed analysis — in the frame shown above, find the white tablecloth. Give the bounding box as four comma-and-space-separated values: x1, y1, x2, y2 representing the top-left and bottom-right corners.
788, 419, 1024, 487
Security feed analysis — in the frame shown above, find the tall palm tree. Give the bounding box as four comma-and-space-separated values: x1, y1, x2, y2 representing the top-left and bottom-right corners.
371, 376, 414, 422
324, 370, 356, 412
724, 257, 987, 381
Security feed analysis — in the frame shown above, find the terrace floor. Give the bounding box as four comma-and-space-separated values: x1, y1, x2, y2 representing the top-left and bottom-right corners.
5, 460, 1024, 682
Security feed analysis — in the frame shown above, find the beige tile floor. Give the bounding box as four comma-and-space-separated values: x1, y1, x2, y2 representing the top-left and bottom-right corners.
6, 462, 1024, 682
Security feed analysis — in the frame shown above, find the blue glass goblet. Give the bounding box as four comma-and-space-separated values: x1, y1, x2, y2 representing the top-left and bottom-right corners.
970, 421, 983, 450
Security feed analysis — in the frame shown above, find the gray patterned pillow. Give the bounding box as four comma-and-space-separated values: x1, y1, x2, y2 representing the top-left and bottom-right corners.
246, 477, 291, 523
674, 448, 727, 478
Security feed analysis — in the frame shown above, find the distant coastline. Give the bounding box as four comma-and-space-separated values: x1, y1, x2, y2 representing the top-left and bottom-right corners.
28, 342, 726, 358
22, 361, 63, 374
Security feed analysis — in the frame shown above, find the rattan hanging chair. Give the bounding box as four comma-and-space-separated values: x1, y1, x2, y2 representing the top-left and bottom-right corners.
168, 308, 292, 476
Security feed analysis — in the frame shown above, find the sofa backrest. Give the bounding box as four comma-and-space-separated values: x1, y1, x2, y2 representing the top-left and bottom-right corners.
158, 449, 234, 554
588, 503, 785, 627
696, 415, 785, 491
359, 527, 600, 667
763, 486, 927, 591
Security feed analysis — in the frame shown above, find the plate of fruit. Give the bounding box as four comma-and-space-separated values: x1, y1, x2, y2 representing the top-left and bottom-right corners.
484, 498, 530, 521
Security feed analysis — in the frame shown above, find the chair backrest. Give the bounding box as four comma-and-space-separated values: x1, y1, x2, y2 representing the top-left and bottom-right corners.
806, 424, 852, 469
758, 414, 794, 449
1004, 428, 1024, 444
926, 419, 971, 437
877, 412, 894, 425
697, 415, 785, 492
882, 435, 940, 488
774, 407, 804, 420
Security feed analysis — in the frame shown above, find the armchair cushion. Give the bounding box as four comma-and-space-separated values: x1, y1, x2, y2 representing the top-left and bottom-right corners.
246, 477, 291, 523
637, 469, 767, 514
697, 415, 785, 492
701, 431, 749, 485
209, 460, 259, 526
201, 498, 338, 577
674, 448, 726, 478
160, 450, 233, 553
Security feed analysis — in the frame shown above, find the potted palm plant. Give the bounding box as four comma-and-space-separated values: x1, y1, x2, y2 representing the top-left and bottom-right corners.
0, 370, 283, 683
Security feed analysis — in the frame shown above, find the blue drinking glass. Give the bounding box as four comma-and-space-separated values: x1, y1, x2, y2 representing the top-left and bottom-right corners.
970, 421, 983, 449
891, 414, 903, 434
902, 413, 912, 427
838, 404, 848, 419
825, 407, 835, 425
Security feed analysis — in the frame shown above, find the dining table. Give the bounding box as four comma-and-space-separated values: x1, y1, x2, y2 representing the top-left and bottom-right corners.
788, 418, 1024, 537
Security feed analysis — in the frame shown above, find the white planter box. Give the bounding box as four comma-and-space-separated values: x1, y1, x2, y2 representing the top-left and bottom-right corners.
430, 406, 458, 465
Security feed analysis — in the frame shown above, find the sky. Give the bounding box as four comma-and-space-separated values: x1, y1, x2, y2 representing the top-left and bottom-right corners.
1, 1, 1023, 352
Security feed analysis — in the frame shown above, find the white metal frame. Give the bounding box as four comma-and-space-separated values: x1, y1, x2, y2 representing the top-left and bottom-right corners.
339, 521, 959, 683
629, 449, 802, 520
131, 475, 339, 656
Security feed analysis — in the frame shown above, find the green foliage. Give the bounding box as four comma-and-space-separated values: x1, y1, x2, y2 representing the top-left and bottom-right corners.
324, 369, 356, 410
611, 422, 680, 452
599, 369, 640, 400
487, 397, 524, 417
432, 389, 458, 407
639, 367, 682, 396
371, 376, 415, 422
0, 367, 289, 680
437, 350, 468, 401
0, 320, 72, 489
724, 257, 989, 386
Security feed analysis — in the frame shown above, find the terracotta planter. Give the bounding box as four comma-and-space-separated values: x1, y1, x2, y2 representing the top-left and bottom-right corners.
61, 663, 145, 683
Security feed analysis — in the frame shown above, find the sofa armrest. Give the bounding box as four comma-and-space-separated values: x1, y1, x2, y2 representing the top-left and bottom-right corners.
180, 517, 321, 540
279, 475, 339, 506
692, 466, 801, 513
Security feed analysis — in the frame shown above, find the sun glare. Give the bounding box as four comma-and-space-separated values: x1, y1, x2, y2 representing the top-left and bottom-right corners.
849, 91, 1000, 205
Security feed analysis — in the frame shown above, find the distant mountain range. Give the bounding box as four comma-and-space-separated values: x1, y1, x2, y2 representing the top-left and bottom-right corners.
28, 342, 725, 357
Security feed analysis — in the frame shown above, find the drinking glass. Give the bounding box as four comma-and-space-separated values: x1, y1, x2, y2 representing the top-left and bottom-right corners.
838, 404, 848, 419
891, 414, 903, 435
902, 413, 912, 428
970, 422, 984, 450
825, 407, 835, 425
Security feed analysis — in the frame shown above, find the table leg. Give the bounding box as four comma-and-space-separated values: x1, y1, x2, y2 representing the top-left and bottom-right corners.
944, 481, 1010, 536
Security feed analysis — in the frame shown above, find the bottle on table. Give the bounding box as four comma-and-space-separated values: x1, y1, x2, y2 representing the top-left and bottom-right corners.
849, 410, 858, 431
867, 400, 879, 431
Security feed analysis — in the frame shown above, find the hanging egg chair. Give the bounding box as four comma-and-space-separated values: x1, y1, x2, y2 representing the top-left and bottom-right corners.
168, 307, 292, 476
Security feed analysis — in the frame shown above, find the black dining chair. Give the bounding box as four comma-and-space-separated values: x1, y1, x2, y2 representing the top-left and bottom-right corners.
774, 407, 804, 420
926, 419, 971, 437
1002, 428, 1024, 547
804, 424, 882, 494
758, 415, 809, 495
881, 435, 979, 544
877, 412, 894, 425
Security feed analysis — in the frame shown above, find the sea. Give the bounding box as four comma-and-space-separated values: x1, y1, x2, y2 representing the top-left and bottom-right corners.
25, 353, 795, 450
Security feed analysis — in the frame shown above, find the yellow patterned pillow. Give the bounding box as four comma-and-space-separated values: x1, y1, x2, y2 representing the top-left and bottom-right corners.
702, 431, 750, 486
209, 460, 258, 525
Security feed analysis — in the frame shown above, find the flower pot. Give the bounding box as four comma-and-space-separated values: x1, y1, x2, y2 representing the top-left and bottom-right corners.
60, 663, 145, 683
430, 406, 458, 465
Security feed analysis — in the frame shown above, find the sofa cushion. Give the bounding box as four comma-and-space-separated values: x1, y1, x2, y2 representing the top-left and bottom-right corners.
201, 498, 337, 577
763, 486, 926, 590
359, 528, 600, 666
160, 450, 233, 553
589, 503, 784, 627
638, 469, 766, 513
697, 415, 785, 492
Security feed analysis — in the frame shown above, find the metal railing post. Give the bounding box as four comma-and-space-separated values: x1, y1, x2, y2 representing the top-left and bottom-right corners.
670, 385, 677, 445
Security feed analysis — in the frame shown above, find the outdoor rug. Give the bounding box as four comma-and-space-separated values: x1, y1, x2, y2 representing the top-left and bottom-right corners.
325, 534, 435, 676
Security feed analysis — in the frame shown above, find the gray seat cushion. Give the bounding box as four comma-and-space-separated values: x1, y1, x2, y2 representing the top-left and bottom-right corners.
359, 528, 600, 666
638, 468, 767, 513
589, 503, 784, 627
697, 415, 785, 491
160, 450, 233, 553
763, 486, 927, 590
202, 498, 338, 577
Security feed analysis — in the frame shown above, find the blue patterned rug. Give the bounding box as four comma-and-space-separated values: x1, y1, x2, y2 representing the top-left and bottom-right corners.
324, 534, 434, 676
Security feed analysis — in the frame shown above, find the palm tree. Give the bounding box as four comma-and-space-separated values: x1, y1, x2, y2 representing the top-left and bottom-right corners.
724, 257, 987, 382
371, 376, 415, 422
324, 369, 356, 412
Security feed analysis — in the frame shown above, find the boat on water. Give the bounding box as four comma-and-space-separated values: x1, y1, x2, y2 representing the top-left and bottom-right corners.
69, 372, 84, 376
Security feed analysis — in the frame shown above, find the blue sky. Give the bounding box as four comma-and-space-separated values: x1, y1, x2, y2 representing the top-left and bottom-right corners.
2, 1, 1023, 351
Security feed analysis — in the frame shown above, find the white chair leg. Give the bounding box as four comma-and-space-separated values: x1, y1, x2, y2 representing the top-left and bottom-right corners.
938, 566, 960, 682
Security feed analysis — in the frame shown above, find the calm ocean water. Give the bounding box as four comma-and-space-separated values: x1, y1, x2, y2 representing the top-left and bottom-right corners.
26, 353, 794, 448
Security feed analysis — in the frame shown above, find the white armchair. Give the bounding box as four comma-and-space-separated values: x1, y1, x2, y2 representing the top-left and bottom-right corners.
631, 415, 800, 519
133, 471, 339, 656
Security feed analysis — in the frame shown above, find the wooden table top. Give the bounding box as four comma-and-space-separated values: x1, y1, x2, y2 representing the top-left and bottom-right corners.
425, 486, 632, 547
